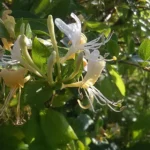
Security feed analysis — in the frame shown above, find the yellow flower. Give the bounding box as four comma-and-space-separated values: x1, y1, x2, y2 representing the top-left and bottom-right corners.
0, 68, 30, 124
0, 68, 27, 88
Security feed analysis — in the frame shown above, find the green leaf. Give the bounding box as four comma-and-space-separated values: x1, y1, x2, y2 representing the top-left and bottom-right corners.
40, 108, 78, 147
22, 109, 49, 150
32, 37, 50, 73
12, 10, 38, 18
86, 21, 101, 28
98, 75, 119, 100
75, 140, 85, 150
76, 114, 93, 131
52, 89, 74, 107
107, 39, 119, 57
0, 19, 9, 38
27, 19, 48, 32
108, 65, 126, 96
85, 21, 111, 36
23, 81, 52, 109
128, 38, 135, 54
0, 125, 25, 149
138, 39, 150, 60
32, 30, 50, 37
30, 0, 51, 15
111, 33, 118, 42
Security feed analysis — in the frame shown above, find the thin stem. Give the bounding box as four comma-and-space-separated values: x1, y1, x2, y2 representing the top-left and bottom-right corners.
16, 87, 21, 125
47, 15, 61, 81
0, 87, 17, 116
118, 60, 150, 72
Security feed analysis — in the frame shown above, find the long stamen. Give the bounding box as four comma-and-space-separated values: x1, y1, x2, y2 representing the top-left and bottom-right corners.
91, 86, 121, 112
84, 33, 113, 52
92, 86, 118, 106
77, 99, 90, 109
107, 104, 121, 112
92, 92, 106, 106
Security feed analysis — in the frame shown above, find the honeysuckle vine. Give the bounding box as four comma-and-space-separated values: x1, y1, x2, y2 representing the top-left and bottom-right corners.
0, 11, 122, 121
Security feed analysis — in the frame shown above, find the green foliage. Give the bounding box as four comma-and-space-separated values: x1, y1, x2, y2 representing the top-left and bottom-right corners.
32, 37, 50, 73
40, 108, 78, 148
1, 0, 150, 150
108, 65, 126, 96
107, 39, 119, 57
138, 39, 150, 61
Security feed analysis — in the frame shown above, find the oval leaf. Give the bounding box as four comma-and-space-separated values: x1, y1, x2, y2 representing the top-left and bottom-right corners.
138, 39, 150, 60
108, 65, 126, 96
32, 37, 50, 73
40, 109, 78, 147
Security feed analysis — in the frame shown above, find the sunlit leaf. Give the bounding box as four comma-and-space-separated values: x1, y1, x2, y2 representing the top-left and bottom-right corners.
40, 108, 78, 147
108, 65, 126, 96
85, 21, 111, 36
52, 89, 74, 107
32, 37, 50, 73
23, 81, 52, 109
138, 39, 150, 60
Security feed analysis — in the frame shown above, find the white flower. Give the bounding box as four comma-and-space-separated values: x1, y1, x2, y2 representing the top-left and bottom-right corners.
11, 35, 32, 62
11, 35, 44, 77
55, 13, 81, 47
55, 13, 111, 63
62, 50, 120, 111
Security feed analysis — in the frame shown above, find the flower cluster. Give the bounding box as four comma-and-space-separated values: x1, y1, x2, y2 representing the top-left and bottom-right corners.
55, 13, 120, 111
0, 11, 121, 122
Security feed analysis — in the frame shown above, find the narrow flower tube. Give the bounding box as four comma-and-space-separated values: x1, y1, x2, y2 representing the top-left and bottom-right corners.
47, 15, 61, 80
47, 51, 56, 85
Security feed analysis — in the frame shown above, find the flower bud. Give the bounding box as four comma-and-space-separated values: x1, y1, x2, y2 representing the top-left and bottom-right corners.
66, 52, 83, 81
47, 51, 56, 84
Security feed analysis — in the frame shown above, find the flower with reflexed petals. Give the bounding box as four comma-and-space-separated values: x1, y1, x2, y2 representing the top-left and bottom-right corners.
62, 50, 121, 111
55, 13, 111, 63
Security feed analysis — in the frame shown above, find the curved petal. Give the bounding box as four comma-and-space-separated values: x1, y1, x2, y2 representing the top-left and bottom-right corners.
71, 13, 81, 29
55, 13, 82, 46
82, 58, 106, 88
55, 18, 72, 40
11, 35, 22, 61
